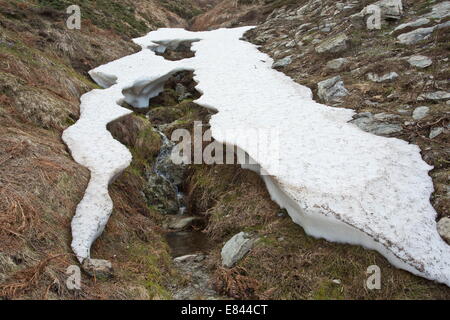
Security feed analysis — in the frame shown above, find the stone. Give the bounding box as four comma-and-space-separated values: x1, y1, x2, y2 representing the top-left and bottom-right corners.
221, 232, 257, 268
326, 58, 349, 70
417, 91, 450, 102
272, 56, 292, 68
437, 217, 450, 244
317, 76, 349, 104
392, 18, 430, 35
407, 55, 432, 69
397, 21, 450, 45
412, 106, 430, 120
350, 112, 402, 136
397, 26, 435, 44
429, 127, 444, 139
315, 33, 349, 54
367, 72, 399, 83
82, 259, 113, 279
423, 1, 450, 20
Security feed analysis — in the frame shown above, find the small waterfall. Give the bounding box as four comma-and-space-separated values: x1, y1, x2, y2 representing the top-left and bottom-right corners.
153, 126, 186, 215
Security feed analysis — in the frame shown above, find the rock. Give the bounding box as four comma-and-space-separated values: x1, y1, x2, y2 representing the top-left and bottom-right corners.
412, 106, 430, 120
397, 21, 450, 45
350, 112, 402, 136
429, 127, 444, 139
367, 72, 399, 83
221, 232, 257, 268
326, 58, 349, 70
175, 83, 191, 101
315, 33, 349, 54
317, 76, 349, 104
397, 26, 435, 44
392, 18, 431, 36
82, 259, 113, 279
437, 217, 450, 244
272, 56, 292, 68
423, 1, 450, 20
168, 216, 202, 230
144, 175, 179, 215
417, 91, 450, 102
407, 55, 432, 69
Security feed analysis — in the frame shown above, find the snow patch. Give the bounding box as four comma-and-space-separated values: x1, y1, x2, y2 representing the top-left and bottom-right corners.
63, 27, 450, 287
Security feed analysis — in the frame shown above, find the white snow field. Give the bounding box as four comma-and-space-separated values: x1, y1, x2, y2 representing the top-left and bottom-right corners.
62, 27, 450, 286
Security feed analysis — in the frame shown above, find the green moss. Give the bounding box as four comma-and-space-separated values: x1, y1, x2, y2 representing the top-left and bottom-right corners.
312, 281, 345, 300
127, 244, 173, 300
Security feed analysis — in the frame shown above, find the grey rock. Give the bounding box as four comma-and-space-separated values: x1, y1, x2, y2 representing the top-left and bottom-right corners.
175, 83, 191, 101
221, 232, 257, 268
397, 26, 435, 44
272, 56, 292, 68
429, 127, 444, 139
397, 21, 450, 45
392, 18, 430, 35
367, 72, 399, 83
423, 1, 450, 20
326, 58, 349, 70
350, 113, 402, 135
407, 55, 432, 69
315, 33, 349, 54
417, 91, 450, 102
437, 217, 450, 244
412, 106, 430, 120
82, 259, 113, 279
317, 76, 349, 104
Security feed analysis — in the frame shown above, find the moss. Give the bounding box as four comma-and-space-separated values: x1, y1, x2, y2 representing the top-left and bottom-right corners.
127, 244, 173, 300
312, 281, 345, 300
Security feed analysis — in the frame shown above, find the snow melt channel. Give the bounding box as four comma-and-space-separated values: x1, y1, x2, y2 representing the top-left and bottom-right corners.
63, 27, 450, 286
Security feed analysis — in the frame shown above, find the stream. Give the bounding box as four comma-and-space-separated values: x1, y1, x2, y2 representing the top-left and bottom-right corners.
150, 126, 220, 299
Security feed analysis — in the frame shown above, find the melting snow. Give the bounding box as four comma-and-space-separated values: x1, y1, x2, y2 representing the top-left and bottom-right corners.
62, 27, 450, 286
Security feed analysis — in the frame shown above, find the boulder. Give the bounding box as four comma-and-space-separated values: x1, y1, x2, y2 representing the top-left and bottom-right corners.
397, 21, 450, 45
221, 232, 257, 268
315, 33, 349, 54
391, 18, 431, 36
82, 259, 113, 279
350, 112, 402, 136
317, 76, 349, 104
407, 55, 432, 69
